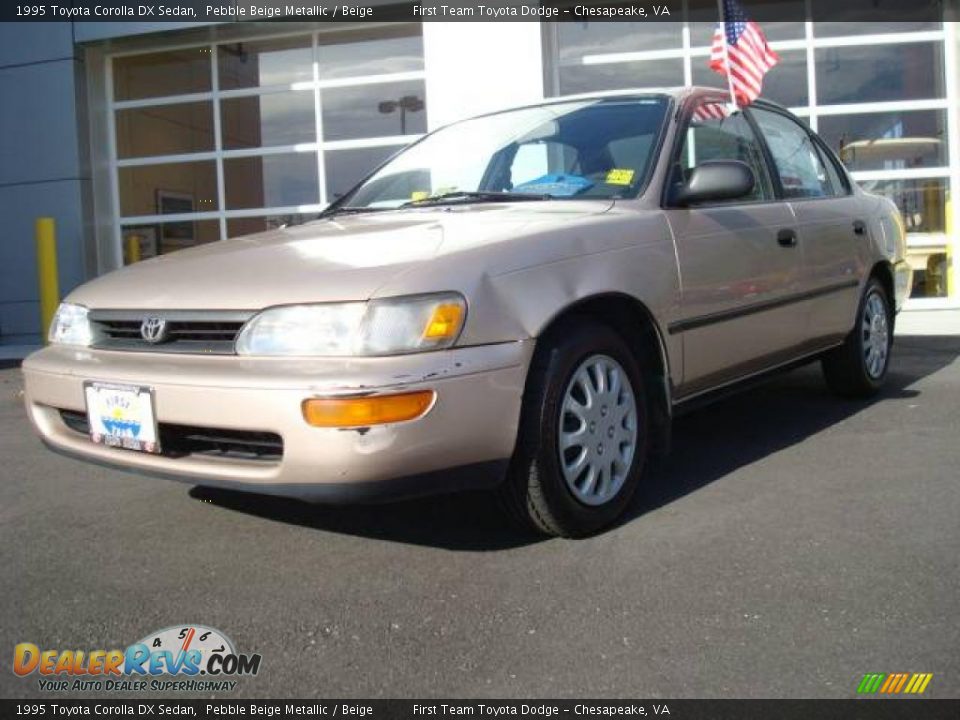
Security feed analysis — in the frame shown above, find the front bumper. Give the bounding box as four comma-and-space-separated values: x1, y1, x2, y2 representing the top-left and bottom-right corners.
22, 341, 534, 501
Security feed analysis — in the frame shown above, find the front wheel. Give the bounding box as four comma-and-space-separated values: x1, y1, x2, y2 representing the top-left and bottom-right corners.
821, 277, 893, 398
499, 322, 649, 537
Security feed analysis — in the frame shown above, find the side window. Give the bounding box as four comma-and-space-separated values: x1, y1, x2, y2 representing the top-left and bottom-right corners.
675, 101, 773, 203
814, 140, 850, 196
752, 108, 835, 199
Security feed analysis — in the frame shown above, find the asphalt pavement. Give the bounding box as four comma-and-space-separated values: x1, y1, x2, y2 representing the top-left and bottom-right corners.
2, 335, 958, 699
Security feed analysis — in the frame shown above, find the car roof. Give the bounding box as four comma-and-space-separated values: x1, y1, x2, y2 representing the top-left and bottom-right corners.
469, 87, 791, 121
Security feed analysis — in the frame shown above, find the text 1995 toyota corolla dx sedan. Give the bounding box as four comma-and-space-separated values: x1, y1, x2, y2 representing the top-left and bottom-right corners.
23, 88, 911, 536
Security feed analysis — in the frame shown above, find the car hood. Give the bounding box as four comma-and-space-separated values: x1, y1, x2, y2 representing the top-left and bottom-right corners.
68, 201, 615, 310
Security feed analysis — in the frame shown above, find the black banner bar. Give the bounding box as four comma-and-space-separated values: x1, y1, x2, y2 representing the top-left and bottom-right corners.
2, 700, 960, 720
0, 0, 953, 23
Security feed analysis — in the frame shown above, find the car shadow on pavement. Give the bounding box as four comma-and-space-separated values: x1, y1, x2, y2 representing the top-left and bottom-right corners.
189, 335, 960, 550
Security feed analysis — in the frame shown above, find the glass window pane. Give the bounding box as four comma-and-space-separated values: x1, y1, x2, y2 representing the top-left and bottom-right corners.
818, 111, 949, 172
122, 220, 220, 262
325, 145, 403, 202
691, 50, 807, 107
689, 10, 806, 47
221, 92, 315, 150
118, 161, 218, 217
557, 22, 683, 60
815, 43, 945, 105
559, 59, 683, 96
318, 26, 423, 80
811, 0, 941, 36
116, 102, 214, 159
907, 247, 949, 298
217, 37, 313, 91
858, 178, 946, 234
227, 214, 310, 238
223, 153, 319, 210
753, 108, 835, 198
113, 49, 211, 101
322, 81, 426, 141
814, 21, 941, 37
675, 104, 774, 202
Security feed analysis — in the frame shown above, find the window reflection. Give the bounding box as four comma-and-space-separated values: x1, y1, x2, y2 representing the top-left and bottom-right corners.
688, 17, 803, 47
322, 81, 426, 140
815, 43, 945, 105
559, 59, 683, 96
116, 102, 214, 159
118, 161, 218, 217
113, 48, 211, 101
325, 146, 403, 201
819, 111, 948, 172
218, 37, 313, 90
224, 153, 319, 210
557, 22, 683, 60
221, 92, 315, 150
811, 0, 941, 35
318, 26, 423, 79
112, 26, 428, 254
907, 248, 949, 298
858, 178, 947, 234
692, 50, 807, 107
122, 220, 220, 261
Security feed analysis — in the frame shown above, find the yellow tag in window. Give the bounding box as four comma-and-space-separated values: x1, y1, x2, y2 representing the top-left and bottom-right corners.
410, 191, 430, 201
605, 168, 635, 186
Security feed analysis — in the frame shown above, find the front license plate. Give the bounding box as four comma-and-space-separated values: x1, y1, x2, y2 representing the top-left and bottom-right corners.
84, 382, 160, 454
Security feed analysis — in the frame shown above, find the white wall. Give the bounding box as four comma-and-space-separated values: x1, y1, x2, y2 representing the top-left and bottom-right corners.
422, 22, 544, 129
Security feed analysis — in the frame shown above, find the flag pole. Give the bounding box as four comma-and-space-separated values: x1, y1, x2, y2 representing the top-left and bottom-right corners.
716, 0, 739, 110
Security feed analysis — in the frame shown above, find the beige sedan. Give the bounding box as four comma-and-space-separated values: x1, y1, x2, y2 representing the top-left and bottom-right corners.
23, 88, 911, 536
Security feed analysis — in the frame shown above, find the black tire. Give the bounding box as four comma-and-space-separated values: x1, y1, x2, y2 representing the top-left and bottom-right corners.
821, 277, 893, 398
499, 320, 650, 537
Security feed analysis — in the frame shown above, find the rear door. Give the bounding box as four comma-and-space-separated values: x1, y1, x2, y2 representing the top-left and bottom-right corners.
749, 106, 863, 343
664, 99, 807, 398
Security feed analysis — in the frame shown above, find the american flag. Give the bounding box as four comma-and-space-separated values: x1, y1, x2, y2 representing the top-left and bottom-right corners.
709, 0, 780, 106
691, 102, 731, 122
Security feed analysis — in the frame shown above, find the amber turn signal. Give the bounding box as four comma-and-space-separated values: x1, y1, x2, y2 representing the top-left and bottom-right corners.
302, 390, 435, 428
422, 302, 464, 340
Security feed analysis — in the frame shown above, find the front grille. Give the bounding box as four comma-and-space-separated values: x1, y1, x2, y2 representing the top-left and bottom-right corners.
59, 409, 283, 462
89, 310, 254, 355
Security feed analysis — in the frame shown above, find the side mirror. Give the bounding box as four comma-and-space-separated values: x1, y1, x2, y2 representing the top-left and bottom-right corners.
673, 160, 755, 207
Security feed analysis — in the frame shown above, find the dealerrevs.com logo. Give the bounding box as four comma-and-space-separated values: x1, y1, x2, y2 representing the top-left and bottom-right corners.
13, 624, 262, 693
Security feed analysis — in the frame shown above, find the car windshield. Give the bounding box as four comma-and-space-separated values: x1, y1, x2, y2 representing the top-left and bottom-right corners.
337, 96, 671, 211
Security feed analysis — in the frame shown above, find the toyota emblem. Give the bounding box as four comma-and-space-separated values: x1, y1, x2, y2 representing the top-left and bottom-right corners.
140, 316, 168, 344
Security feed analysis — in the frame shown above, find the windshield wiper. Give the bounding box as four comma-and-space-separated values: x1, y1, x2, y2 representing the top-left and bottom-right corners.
318, 206, 396, 219
400, 191, 551, 208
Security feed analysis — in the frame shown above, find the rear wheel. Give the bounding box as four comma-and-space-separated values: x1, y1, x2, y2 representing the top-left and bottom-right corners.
821, 277, 892, 398
499, 322, 649, 537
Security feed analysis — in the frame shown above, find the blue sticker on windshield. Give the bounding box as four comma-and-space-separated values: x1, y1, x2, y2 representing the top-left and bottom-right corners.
512, 174, 594, 197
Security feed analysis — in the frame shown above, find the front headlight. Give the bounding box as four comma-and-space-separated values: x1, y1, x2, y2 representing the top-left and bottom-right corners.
235, 293, 466, 357
48, 303, 94, 346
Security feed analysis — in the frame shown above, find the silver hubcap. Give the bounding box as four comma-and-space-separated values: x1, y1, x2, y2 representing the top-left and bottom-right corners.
558, 354, 638, 507
862, 291, 890, 379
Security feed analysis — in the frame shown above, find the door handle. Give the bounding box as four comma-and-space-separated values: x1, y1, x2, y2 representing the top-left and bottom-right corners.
853, 219, 866, 236
777, 228, 798, 247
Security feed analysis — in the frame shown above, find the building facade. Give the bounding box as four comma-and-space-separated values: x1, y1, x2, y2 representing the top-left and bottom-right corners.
1, 18, 958, 347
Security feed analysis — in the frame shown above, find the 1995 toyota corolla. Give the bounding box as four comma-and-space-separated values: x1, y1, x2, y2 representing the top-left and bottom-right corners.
23, 88, 911, 536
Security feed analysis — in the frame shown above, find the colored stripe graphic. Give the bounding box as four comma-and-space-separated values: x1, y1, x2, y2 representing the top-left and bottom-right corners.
857, 674, 885, 694
858, 673, 933, 694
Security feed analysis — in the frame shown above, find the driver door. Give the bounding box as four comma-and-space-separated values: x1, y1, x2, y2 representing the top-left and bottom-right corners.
664, 99, 806, 398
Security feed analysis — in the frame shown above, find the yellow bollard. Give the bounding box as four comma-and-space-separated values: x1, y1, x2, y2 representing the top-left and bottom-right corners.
35, 217, 60, 342
125, 233, 142, 264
